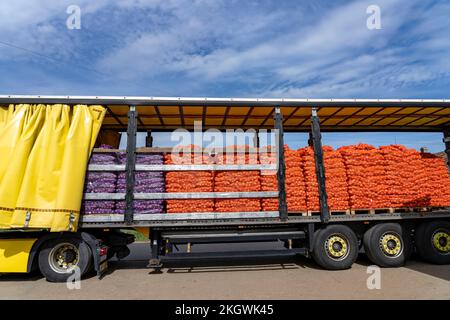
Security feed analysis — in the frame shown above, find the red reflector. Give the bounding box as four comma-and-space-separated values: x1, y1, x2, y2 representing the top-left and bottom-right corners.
99, 247, 108, 256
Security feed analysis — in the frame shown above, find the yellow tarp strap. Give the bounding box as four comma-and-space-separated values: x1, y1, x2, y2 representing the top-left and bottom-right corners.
0, 104, 105, 232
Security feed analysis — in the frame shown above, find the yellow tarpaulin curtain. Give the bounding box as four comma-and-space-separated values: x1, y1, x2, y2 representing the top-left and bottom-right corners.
0, 105, 15, 131
0, 104, 105, 232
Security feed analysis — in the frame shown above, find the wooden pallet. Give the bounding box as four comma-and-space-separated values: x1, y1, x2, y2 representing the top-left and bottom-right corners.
287, 211, 309, 217
289, 206, 448, 217
307, 209, 351, 216
350, 207, 432, 215
430, 206, 450, 211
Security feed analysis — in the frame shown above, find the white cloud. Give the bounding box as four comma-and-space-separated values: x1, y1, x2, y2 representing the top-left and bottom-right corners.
0, 0, 449, 98
0, 0, 112, 61
95, 0, 450, 98
97, 0, 286, 79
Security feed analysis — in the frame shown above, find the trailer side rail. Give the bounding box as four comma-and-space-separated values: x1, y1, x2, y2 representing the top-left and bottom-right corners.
88, 164, 278, 171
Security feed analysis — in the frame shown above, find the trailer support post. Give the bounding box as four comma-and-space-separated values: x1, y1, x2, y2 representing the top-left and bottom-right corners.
310, 108, 330, 223
148, 228, 162, 270
274, 107, 288, 220
306, 223, 315, 256
124, 106, 137, 224
443, 128, 450, 170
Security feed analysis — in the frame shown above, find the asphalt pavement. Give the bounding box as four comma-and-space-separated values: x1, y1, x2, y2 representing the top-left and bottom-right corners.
0, 242, 449, 299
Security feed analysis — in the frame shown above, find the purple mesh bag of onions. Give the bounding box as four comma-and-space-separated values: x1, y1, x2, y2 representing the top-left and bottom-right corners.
81, 144, 118, 215
115, 152, 165, 214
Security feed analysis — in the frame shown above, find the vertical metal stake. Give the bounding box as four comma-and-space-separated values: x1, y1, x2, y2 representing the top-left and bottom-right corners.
274, 107, 288, 220
124, 106, 137, 224
146, 130, 153, 147
443, 128, 450, 171
253, 130, 260, 149
311, 107, 330, 223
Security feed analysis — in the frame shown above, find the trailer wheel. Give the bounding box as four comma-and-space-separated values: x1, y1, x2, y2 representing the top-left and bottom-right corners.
415, 220, 450, 265
363, 223, 410, 267
38, 236, 92, 283
312, 225, 358, 270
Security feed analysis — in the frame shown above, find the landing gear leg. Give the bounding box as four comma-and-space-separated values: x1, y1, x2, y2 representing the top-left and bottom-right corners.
147, 229, 163, 272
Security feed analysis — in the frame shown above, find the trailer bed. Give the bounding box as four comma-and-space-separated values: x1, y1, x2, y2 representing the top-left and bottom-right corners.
79, 209, 450, 228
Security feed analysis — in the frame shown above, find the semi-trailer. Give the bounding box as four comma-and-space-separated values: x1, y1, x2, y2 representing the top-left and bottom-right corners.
0, 95, 449, 282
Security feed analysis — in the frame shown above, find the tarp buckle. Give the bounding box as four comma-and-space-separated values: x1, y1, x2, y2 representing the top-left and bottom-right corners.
68, 212, 75, 231
24, 211, 31, 228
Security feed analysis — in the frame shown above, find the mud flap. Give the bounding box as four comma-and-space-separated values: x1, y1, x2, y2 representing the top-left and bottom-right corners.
81, 232, 108, 279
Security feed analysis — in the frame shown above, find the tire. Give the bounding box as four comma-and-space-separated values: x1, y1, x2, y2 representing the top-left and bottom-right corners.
312, 225, 359, 270
38, 235, 92, 283
363, 223, 411, 267
415, 220, 450, 265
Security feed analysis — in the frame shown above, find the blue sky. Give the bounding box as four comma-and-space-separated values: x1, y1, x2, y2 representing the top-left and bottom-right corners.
1, 0, 449, 151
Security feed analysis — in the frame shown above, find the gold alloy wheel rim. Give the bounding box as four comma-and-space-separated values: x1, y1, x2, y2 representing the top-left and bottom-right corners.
325, 235, 349, 260
379, 233, 403, 257
48, 243, 79, 273
432, 231, 450, 253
